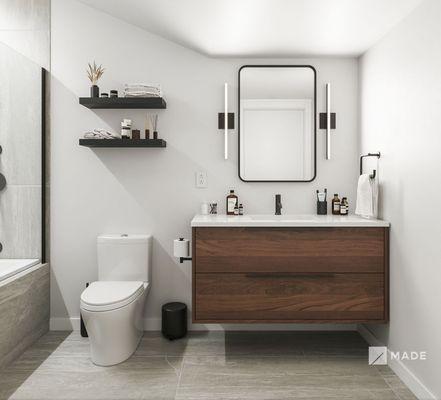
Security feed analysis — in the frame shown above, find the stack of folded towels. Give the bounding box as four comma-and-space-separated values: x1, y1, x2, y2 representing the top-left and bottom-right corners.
124, 84, 162, 98
83, 129, 118, 139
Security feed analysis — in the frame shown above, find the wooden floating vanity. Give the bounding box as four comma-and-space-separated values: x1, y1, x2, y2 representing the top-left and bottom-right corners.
191, 215, 390, 324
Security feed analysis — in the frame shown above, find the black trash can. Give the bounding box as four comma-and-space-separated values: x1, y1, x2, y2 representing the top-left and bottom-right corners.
162, 302, 187, 340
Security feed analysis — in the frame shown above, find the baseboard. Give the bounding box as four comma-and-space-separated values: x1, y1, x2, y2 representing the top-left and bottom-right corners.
358, 325, 436, 400
357, 324, 384, 346
50, 317, 357, 332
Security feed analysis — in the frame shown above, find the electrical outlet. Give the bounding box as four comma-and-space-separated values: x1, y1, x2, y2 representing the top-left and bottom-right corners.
195, 172, 207, 188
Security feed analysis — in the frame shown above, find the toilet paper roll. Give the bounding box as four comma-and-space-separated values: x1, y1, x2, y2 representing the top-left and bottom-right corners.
174, 238, 190, 258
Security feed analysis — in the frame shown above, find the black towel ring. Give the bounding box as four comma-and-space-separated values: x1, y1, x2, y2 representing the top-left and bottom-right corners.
360, 152, 381, 179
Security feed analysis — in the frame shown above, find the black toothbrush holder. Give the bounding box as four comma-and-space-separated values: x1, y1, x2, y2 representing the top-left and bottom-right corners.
316, 189, 328, 215
317, 201, 327, 215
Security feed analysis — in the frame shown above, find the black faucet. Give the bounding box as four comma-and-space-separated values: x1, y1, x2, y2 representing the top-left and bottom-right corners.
275, 194, 282, 215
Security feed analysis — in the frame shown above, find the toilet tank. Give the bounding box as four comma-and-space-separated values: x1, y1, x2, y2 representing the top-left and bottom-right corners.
97, 234, 152, 282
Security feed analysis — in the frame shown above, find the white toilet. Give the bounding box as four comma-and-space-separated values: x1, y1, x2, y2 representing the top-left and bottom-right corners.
80, 234, 152, 366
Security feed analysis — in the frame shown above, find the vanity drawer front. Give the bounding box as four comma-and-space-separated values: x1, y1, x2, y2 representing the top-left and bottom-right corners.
195, 227, 386, 273
194, 272, 385, 322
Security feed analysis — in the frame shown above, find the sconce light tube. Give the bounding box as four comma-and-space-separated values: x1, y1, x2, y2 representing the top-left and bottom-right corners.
326, 82, 331, 160
224, 83, 228, 160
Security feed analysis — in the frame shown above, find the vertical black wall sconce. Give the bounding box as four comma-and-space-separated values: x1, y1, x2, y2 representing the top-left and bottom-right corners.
319, 82, 336, 160
218, 83, 235, 159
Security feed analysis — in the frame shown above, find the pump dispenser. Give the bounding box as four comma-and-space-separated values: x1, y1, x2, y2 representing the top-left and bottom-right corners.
226, 190, 238, 215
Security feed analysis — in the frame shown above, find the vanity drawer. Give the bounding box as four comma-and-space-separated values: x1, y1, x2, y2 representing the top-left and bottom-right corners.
194, 272, 385, 322
194, 227, 386, 274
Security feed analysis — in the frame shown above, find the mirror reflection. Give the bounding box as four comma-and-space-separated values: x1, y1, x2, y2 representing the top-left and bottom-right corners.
239, 66, 316, 182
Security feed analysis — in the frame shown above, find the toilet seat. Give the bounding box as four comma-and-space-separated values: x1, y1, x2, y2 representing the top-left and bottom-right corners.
81, 281, 147, 312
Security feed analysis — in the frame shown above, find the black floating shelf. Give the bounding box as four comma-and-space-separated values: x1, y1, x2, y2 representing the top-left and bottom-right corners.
79, 97, 166, 109
79, 139, 166, 148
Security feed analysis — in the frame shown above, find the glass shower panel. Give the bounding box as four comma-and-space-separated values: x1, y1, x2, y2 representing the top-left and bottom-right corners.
0, 42, 42, 260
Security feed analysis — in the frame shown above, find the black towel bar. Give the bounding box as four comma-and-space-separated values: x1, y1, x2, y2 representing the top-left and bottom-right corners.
360, 152, 381, 179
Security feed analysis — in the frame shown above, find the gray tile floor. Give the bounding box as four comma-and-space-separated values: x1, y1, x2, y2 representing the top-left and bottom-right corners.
0, 331, 417, 400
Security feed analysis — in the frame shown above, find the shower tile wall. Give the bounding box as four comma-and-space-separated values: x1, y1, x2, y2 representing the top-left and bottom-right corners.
0, 43, 42, 258
0, 0, 50, 259
0, 0, 50, 69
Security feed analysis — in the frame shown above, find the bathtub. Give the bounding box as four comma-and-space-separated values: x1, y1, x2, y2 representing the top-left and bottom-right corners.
0, 259, 40, 283
0, 259, 49, 368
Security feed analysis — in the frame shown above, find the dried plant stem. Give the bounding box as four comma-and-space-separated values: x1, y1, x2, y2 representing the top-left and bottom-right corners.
87, 61, 105, 85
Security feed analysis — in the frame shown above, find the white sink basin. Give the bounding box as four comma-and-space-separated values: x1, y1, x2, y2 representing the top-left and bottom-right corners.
250, 214, 317, 222
191, 214, 390, 227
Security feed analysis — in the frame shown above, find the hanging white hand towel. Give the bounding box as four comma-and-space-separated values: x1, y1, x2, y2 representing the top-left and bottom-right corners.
355, 174, 378, 218
372, 176, 379, 218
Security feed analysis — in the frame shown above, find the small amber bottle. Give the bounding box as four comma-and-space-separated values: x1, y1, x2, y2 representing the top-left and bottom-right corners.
226, 190, 238, 215
340, 197, 348, 215
332, 194, 341, 215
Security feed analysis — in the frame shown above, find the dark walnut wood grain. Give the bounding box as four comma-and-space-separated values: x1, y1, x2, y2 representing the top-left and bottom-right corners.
192, 227, 389, 323
195, 227, 385, 273
195, 273, 384, 322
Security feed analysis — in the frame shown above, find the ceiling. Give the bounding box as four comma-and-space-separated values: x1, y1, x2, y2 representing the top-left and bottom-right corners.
79, 0, 424, 57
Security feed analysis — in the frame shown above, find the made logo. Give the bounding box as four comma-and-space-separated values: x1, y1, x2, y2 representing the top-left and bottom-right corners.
369, 346, 428, 365
369, 346, 388, 365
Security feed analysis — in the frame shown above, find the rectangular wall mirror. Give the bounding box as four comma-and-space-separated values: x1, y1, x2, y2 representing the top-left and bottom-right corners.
238, 65, 316, 182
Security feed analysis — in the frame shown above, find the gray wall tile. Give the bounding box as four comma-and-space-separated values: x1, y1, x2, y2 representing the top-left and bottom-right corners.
0, 264, 49, 368
0, 42, 42, 186
0, 185, 41, 258
0, 0, 50, 31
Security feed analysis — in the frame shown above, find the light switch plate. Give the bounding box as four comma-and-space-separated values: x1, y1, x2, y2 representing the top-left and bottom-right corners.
195, 172, 207, 188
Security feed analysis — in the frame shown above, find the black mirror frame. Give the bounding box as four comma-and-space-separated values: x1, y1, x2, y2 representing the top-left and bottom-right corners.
238, 65, 317, 182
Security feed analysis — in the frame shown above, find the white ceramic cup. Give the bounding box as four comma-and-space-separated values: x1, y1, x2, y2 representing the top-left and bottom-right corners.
201, 202, 209, 215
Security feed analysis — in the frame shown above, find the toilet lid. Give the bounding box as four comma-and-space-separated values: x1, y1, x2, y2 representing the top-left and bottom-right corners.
81, 281, 145, 311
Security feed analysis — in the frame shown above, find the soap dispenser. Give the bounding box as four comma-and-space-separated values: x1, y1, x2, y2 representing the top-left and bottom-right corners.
226, 190, 238, 215
340, 197, 349, 215
332, 194, 341, 215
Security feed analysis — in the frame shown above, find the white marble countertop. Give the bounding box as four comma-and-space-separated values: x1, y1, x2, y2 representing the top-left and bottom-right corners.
191, 214, 390, 227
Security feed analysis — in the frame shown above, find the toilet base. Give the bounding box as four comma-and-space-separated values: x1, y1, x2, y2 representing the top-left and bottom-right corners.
81, 289, 147, 366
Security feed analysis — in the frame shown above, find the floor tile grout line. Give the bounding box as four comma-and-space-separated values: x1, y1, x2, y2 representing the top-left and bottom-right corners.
173, 354, 185, 400
380, 371, 417, 399
9, 354, 373, 361
381, 374, 411, 400
0, 367, 394, 379
164, 355, 181, 377
384, 379, 403, 400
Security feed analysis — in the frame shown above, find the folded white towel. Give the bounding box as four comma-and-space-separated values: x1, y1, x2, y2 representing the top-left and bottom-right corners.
355, 174, 378, 218
123, 92, 161, 98
124, 84, 162, 97
125, 83, 161, 89
83, 129, 119, 139
124, 87, 161, 93
125, 87, 160, 92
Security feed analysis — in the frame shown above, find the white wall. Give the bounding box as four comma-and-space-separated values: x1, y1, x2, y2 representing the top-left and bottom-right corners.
50, 0, 359, 330
359, 0, 441, 398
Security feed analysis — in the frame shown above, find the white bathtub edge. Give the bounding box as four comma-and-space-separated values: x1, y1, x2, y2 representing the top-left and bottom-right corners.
0, 262, 47, 287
